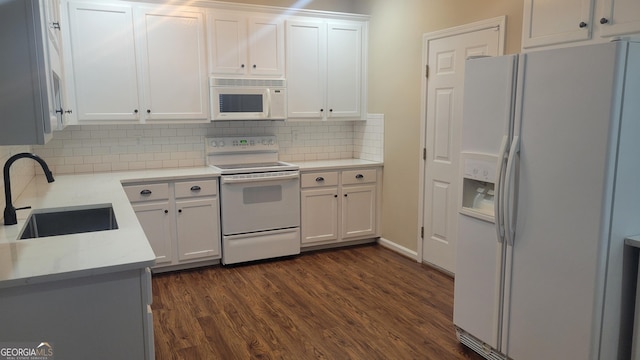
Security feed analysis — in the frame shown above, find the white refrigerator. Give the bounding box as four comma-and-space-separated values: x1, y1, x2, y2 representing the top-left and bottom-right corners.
453, 40, 640, 360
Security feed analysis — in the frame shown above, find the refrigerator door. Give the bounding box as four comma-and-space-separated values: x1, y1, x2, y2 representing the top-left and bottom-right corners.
454, 54, 517, 351
504, 42, 622, 360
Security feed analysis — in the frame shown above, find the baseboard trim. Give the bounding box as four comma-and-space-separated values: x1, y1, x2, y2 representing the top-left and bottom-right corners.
377, 237, 418, 262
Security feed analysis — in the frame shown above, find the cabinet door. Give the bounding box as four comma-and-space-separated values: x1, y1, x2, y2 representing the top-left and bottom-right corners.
67, 2, 140, 121
132, 202, 173, 264
208, 11, 247, 75
301, 188, 339, 245
42, 0, 62, 55
176, 197, 221, 261
341, 184, 376, 240
599, 0, 640, 37
286, 20, 326, 119
248, 15, 284, 76
522, 0, 593, 49
137, 7, 208, 121
326, 21, 362, 119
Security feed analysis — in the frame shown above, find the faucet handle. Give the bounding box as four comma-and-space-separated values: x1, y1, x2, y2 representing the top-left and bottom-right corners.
15, 206, 32, 211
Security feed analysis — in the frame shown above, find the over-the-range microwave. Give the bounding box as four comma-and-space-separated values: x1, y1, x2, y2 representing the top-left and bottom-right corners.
210, 77, 286, 121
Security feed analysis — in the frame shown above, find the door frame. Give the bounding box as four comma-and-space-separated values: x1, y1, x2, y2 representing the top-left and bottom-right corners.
417, 17, 506, 265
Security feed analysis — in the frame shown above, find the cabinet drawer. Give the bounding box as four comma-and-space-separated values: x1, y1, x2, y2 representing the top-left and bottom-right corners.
175, 179, 218, 198
124, 183, 169, 202
341, 169, 377, 185
301, 171, 338, 188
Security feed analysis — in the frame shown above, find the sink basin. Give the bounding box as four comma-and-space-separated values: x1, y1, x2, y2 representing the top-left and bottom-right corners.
19, 204, 118, 240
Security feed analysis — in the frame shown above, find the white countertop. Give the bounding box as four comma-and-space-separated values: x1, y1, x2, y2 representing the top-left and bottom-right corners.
625, 235, 640, 248
0, 160, 381, 289
0, 167, 220, 289
296, 159, 383, 171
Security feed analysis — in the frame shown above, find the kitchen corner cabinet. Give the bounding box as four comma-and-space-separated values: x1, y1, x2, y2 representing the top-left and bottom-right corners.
0, 268, 154, 359
0, 0, 68, 145
208, 10, 284, 77
124, 178, 221, 271
301, 167, 380, 248
286, 19, 366, 120
64, 1, 208, 123
522, 0, 640, 50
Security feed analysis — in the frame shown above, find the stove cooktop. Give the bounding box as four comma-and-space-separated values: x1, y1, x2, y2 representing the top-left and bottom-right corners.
211, 161, 298, 174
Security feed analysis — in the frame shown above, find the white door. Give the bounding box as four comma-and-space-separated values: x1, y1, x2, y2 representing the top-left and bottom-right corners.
421, 20, 503, 273
286, 20, 326, 119
132, 201, 173, 264
341, 184, 376, 240
326, 21, 362, 119
67, 2, 140, 121
248, 15, 284, 76
599, 0, 640, 37
301, 188, 339, 245
208, 11, 247, 75
176, 197, 220, 261
521, 0, 592, 49
137, 7, 208, 121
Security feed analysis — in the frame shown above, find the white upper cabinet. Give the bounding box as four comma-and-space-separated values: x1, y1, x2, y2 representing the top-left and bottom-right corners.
208, 11, 284, 77
64, 1, 208, 123
327, 22, 363, 119
137, 7, 208, 121
522, 0, 593, 48
286, 20, 326, 119
522, 0, 640, 50
66, 2, 140, 122
44, 0, 63, 55
0, 0, 68, 145
598, 0, 640, 37
287, 18, 366, 121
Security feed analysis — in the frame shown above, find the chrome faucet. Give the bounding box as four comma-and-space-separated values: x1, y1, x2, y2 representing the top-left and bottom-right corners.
3, 153, 55, 225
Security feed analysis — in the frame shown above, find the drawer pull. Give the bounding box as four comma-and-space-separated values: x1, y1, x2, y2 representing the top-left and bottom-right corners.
190, 185, 201, 191
164, 210, 168, 214
355, 174, 364, 179
140, 189, 152, 195
315, 177, 325, 182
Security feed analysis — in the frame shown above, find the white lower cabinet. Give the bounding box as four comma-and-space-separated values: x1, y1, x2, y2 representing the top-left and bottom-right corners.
301, 167, 380, 248
175, 181, 221, 261
124, 178, 221, 271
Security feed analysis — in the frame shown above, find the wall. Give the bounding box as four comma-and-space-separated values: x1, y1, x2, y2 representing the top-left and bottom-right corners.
0, 146, 36, 222
32, 118, 384, 174
357, 0, 524, 253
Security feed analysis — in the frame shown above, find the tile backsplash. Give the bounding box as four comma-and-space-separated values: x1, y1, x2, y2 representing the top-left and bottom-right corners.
33, 115, 384, 174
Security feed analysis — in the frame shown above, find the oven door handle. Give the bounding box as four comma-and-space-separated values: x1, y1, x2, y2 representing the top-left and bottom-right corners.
221, 173, 300, 184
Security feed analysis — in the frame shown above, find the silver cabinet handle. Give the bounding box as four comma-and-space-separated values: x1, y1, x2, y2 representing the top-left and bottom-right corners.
140, 189, 152, 195
190, 185, 201, 191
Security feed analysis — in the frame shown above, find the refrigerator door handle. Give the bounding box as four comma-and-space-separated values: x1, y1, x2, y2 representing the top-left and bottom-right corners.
503, 135, 520, 246
495, 135, 509, 243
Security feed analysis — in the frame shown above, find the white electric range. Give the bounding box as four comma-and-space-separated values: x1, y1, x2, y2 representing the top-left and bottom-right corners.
205, 136, 300, 265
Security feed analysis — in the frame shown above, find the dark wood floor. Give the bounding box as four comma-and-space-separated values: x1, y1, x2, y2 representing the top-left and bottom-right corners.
151, 244, 483, 359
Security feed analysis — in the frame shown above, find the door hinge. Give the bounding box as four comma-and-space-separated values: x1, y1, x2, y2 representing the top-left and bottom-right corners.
425, 65, 429, 79
420, 226, 424, 238
423, 148, 427, 160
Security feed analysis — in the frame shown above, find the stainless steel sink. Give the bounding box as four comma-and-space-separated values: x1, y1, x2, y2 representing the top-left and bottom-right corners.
19, 204, 118, 240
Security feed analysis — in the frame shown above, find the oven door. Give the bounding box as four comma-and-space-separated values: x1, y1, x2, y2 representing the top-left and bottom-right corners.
220, 171, 300, 235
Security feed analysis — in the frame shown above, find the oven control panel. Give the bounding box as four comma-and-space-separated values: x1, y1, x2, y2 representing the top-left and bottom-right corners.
206, 136, 278, 154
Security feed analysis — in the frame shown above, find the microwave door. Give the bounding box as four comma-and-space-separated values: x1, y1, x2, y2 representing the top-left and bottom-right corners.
213, 88, 268, 120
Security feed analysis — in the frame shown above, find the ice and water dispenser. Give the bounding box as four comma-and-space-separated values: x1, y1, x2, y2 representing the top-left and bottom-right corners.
460, 153, 497, 222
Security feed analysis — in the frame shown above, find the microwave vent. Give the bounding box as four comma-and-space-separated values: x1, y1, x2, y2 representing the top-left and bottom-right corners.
211, 78, 286, 87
